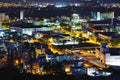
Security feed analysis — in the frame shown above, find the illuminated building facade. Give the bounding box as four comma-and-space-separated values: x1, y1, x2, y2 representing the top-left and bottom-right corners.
20, 10, 24, 20
96, 43, 120, 69
71, 13, 87, 29
0, 13, 9, 21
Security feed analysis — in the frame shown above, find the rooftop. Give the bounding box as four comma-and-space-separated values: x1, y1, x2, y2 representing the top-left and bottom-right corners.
11, 22, 50, 28
97, 47, 120, 55
95, 32, 120, 39
88, 18, 120, 25
109, 48, 120, 55
92, 26, 105, 30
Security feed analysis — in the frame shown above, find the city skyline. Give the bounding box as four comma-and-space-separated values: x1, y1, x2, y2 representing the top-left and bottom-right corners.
0, 0, 120, 3
0, 0, 120, 80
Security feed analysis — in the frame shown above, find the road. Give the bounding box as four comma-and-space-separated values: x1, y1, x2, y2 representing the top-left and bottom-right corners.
48, 42, 108, 69
74, 52, 108, 68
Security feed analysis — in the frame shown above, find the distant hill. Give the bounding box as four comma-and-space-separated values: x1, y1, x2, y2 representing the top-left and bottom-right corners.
0, 0, 120, 3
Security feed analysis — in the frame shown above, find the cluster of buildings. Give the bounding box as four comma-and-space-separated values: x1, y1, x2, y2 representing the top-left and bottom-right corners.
0, 7, 120, 76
